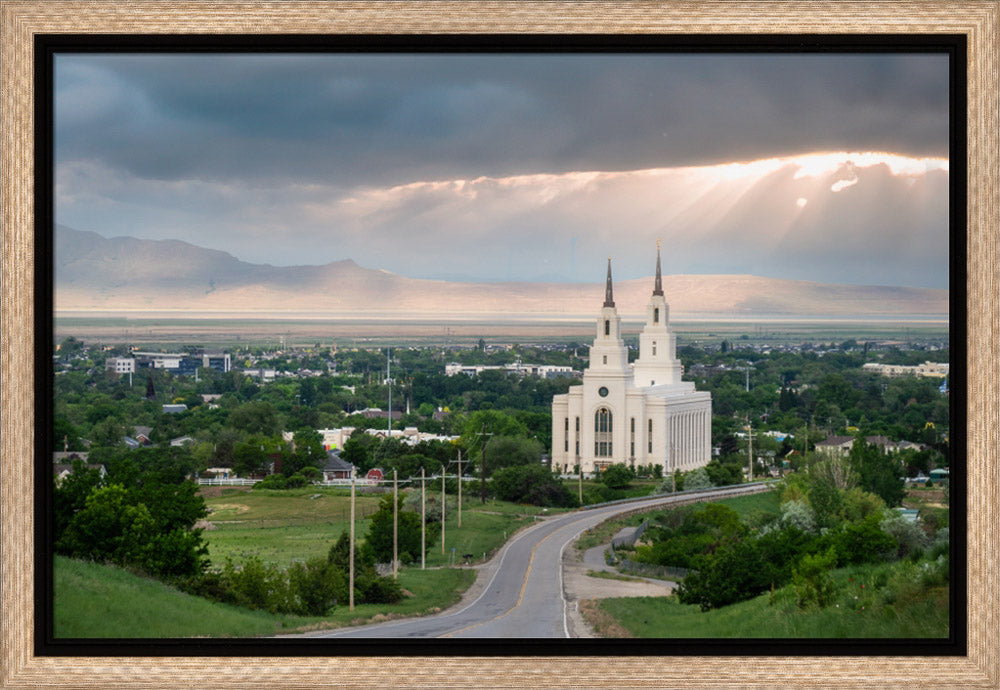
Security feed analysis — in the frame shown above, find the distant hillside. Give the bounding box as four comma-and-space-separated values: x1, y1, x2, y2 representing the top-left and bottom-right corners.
55, 226, 948, 318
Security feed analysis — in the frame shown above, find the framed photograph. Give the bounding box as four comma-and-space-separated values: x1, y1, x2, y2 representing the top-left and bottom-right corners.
3, 2, 997, 687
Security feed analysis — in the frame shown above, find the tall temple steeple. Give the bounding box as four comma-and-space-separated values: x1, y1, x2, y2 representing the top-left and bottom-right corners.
603, 257, 615, 307
632, 242, 682, 388
653, 239, 664, 296
590, 257, 630, 374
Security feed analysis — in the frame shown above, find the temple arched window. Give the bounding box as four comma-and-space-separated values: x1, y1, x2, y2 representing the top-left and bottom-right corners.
595, 408, 613, 456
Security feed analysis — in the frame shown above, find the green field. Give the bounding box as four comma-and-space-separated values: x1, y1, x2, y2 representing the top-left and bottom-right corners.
201, 486, 557, 568
594, 560, 949, 638
54, 314, 948, 349
201, 487, 383, 567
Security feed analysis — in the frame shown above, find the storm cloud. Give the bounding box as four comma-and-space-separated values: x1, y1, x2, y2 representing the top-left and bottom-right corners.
54, 51, 951, 288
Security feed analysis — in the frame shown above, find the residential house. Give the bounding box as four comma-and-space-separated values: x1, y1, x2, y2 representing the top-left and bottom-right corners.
322, 451, 355, 481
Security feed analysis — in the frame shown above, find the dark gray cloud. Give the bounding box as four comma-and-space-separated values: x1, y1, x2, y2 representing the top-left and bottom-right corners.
55, 53, 949, 186
53, 52, 951, 288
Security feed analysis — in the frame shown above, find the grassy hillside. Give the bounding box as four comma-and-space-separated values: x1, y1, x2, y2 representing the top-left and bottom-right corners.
53, 555, 319, 637
54, 555, 476, 638
574, 489, 781, 553
591, 558, 949, 639
55, 487, 548, 638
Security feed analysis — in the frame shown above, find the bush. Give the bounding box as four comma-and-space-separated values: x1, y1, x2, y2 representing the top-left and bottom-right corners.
792, 548, 838, 609
601, 463, 634, 490
366, 494, 432, 564
880, 513, 929, 559
683, 467, 712, 491
492, 463, 577, 507
253, 473, 311, 490
780, 499, 818, 534
288, 557, 346, 615
830, 514, 896, 566
220, 556, 293, 614
676, 537, 774, 611
356, 571, 404, 604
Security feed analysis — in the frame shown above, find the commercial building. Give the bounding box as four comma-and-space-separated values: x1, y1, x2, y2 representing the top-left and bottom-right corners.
445, 362, 576, 379
861, 361, 949, 379
132, 351, 231, 375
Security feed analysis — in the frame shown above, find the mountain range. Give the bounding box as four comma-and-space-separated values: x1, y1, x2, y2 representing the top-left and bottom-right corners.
54, 225, 948, 319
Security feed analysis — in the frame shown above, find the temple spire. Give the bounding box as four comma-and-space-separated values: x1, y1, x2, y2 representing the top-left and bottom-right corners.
653, 238, 664, 296
603, 257, 615, 307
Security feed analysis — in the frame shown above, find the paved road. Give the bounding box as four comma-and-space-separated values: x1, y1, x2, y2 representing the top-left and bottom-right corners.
301, 484, 770, 639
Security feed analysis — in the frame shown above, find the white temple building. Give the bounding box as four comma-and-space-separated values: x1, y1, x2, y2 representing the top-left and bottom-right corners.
551, 246, 712, 474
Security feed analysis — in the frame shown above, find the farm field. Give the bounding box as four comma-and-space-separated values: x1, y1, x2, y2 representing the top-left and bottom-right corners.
200, 486, 560, 569
54, 313, 947, 349
200, 486, 383, 567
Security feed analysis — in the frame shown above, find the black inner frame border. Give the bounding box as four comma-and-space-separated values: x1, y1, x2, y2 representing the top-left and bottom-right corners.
32, 32, 968, 658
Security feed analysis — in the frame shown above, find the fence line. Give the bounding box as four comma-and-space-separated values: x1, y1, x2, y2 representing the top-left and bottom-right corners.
196, 478, 259, 486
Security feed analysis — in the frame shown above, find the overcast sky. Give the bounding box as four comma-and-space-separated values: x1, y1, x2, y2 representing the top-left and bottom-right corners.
54, 52, 951, 288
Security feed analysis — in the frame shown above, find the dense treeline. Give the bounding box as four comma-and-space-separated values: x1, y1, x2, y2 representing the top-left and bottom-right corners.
55, 337, 949, 481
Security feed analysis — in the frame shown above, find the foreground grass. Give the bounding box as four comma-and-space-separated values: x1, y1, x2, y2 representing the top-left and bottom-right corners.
54, 556, 320, 638
54, 555, 476, 638
593, 560, 949, 638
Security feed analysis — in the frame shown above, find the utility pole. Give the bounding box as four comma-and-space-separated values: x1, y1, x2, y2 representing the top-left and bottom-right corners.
393, 468, 398, 579
457, 449, 462, 528
670, 442, 676, 493
477, 423, 494, 504
386, 348, 392, 437
747, 417, 754, 482
420, 467, 426, 570
349, 475, 355, 611
441, 466, 446, 555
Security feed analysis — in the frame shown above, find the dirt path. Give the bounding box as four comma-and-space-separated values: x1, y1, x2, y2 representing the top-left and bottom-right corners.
562, 543, 675, 638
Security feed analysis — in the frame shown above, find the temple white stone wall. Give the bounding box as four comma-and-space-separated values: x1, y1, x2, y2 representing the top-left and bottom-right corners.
551, 249, 712, 475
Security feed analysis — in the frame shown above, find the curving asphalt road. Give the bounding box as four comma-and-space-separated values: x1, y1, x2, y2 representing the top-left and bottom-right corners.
298, 484, 770, 639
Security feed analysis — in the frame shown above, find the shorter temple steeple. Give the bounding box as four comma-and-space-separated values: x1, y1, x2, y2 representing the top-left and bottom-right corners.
653, 239, 664, 296
603, 258, 615, 307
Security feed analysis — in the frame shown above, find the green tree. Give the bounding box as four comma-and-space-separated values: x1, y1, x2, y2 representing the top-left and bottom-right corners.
232, 439, 271, 477
492, 464, 576, 507
53, 459, 104, 539
283, 428, 326, 476
228, 401, 281, 436
848, 437, 905, 507
676, 537, 772, 611
482, 435, 543, 476
365, 494, 430, 565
